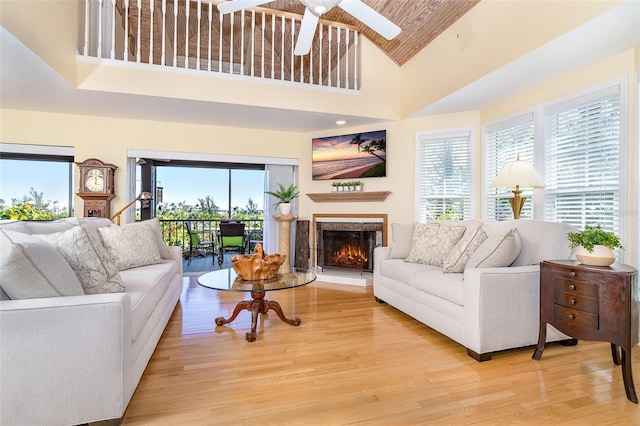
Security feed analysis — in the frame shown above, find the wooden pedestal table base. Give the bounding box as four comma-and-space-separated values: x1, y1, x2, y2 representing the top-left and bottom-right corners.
215, 290, 301, 342
197, 267, 316, 343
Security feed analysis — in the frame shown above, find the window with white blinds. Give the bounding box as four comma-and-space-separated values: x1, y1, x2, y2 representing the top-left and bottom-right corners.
484, 114, 535, 220
544, 85, 621, 235
416, 129, 472, 222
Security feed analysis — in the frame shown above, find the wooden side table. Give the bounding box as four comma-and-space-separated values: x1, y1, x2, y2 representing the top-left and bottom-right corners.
533, 259, 639, 403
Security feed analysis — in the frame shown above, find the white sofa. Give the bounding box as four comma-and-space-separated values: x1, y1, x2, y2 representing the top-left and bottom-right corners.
374, 219, 575, 361
0, 217, 182, 425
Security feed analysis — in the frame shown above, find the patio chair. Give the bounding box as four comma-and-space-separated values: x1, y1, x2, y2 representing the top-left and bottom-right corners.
185, 221, 216, 265
218, 221, 248, 267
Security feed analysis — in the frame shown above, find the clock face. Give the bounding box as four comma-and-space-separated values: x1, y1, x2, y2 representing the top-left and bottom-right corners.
85, 168, 105, 192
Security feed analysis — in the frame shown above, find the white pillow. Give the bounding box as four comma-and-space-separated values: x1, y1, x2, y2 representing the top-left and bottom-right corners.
405, 223, 440, 264
0, 229, 84, 299
442, 227, 487, 273
98, 224, 163, 270
465, 228, 521, 269
388, 223, 413, 259
126, 218, 171, 259
35, 226, 124, 294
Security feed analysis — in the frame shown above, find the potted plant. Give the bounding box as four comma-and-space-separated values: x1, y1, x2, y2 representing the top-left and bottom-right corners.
331, 182, 339, 192
354, 180, 363, 191
265, 183, 300, 214
567, 224, 623, 266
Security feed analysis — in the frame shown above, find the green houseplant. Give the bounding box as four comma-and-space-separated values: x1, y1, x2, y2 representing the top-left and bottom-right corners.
567, 224, 623, 266
265, 183, 300, 214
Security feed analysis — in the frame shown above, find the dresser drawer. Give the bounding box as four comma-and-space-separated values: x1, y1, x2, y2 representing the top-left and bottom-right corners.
553, 290, 599, 314
553, 304, 599, 330
553, 277, 599, 298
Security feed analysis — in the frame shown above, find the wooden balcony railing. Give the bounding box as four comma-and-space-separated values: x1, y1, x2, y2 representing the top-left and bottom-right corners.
81, 0, 361, 90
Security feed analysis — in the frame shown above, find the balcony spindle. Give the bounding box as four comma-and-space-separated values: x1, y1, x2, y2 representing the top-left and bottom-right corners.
124, 0, 129, 61
219, 10, 223, 72
173, 0, 178, 66
161, 0, 166, 65
280, 16, 284, 80
345, 29, 349, 89
111, 0, 116, 59
208, 2, 212, 71
241, 10, 245, 75
149, 0, 154, 64
261, 12, 265, 78
230, 11, 234, 73
84, 0, 90, 55
136, 0, 141, 62
319, 24, 323, 86
270, 14, 275, 79
328, 25, 332, 87
336, 27, 341, 88
251, 10, 255, 77
97, 0, 103, 57
354, 31, 358, 89
197, 0, 201, 69
290, 16, 294, 82
184, 0, 190, 68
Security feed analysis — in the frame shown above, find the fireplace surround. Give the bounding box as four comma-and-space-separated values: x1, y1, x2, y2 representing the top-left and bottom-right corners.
312, 214, 387, 273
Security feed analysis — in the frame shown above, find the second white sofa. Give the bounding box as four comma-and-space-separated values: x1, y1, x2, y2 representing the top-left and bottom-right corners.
374, 219, 575, 361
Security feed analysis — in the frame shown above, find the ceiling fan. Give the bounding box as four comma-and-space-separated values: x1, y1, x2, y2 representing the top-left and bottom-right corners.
217, 0, 401, 56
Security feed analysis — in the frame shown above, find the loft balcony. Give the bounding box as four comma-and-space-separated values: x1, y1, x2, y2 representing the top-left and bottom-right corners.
80, 0, 361, 91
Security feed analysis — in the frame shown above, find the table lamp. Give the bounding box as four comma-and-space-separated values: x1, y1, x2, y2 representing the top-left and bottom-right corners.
490, 155, 545, 219
110, 192, 153, 225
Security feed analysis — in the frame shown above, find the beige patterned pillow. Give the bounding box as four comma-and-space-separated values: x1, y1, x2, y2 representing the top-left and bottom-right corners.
442, 227, 488, 273
35, 226, 125, 294
465, 228, 521, 269
98, 224, 163, 270
405, 224, 466, 266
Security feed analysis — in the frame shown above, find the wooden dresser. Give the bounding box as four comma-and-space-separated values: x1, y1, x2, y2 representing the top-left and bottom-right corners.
533, 259, 639, 403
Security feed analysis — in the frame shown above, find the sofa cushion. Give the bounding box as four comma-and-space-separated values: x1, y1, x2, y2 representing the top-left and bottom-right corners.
0, 229, 84, 299
405, 223, 465, 266
34, 226, 125, 295
118, 260, 177, 341
413, 270, 465, 305
465, 228, 521, 269
389, 223, 413, 259
442, 227, 488, 273
118, 218, 170, 259
98, 224, 163, 270
381, 258, 437, 286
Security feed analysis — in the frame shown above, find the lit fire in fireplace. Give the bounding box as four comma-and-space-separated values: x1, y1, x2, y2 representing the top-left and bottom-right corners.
330, 243, 369, 269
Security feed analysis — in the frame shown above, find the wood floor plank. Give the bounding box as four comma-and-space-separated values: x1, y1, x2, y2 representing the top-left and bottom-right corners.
122, 277, 640, 425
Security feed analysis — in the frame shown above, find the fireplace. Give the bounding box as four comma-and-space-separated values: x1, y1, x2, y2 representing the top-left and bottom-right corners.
314, 215, 386, 273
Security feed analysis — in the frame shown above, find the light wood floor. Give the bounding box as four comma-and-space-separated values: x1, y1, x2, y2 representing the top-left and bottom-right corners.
122, 276, 640, 425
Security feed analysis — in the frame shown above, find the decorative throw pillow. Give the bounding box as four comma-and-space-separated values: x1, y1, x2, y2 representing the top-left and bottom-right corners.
442, 227, 488, 273
124, 218, 171, 259
405, 223, 440, 264
405, 224, 465, 266
465, 228, 521, 269
0, 229, 84, 299
388, 223, 414, 259
98, 224, 163, 270
35, 226, 125, 294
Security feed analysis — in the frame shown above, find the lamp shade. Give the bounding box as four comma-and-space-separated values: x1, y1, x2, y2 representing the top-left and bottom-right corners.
491, 157, 545, 188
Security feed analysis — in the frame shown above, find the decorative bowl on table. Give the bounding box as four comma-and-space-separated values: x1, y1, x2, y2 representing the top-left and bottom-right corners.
231, 243, 286, 281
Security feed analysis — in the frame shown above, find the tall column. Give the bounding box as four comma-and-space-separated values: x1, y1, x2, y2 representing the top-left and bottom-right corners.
273, 213, 297, 271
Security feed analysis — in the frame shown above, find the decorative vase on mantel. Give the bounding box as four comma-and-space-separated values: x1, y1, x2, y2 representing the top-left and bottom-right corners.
575, 245, 616, 266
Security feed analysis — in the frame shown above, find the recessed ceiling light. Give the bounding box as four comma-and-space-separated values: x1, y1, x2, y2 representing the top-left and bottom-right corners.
336, 120, 346, 125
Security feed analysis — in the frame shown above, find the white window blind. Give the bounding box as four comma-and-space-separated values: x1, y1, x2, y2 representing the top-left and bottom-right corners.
485, 114, 535, 220
416, 130, 471, 221
544, 86, 621, 234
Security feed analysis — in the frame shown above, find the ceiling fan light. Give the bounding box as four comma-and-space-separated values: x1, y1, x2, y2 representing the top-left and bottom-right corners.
301, 0, 341, 16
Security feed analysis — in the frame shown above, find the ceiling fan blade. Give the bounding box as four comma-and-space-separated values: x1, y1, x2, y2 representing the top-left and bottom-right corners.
217, 0, 272, 14
294, 8, 319, 56
338, 0, 401, 40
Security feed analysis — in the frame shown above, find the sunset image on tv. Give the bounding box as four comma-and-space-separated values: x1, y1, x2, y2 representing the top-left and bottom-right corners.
312, 130, 386, 180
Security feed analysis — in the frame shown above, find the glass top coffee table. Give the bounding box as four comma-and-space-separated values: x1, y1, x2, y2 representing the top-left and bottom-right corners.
197, 267, 316, 342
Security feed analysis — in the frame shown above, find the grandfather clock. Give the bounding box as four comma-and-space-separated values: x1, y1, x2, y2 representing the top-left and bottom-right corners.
75, 158, 117, 218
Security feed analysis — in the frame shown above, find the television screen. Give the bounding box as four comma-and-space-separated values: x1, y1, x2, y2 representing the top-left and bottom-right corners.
312, 130, 386, 180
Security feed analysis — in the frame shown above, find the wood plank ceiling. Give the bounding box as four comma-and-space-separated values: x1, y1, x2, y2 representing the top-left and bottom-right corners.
122, 0, 480, 78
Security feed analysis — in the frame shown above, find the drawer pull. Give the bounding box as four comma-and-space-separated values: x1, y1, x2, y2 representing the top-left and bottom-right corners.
571, 271, 576, 277
568, 314, 575, 320
570, 299, 577, 305
569, 284, 576, 290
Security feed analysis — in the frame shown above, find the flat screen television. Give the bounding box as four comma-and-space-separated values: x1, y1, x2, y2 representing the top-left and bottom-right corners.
312, 130, 386, 180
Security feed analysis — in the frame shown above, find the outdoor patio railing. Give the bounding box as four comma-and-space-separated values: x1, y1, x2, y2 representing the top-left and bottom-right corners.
159, 218, 263, 256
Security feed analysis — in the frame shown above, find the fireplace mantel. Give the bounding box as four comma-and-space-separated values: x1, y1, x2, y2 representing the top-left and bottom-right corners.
306, 191, 391, 203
